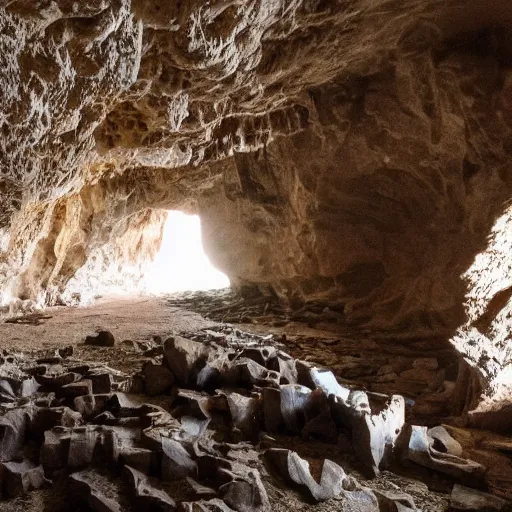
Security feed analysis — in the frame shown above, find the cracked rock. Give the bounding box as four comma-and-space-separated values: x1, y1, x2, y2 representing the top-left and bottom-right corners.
0, 461, 46, 498
407, 426, 486, 486
36, 372, 81, 389
229, 359, 280, 389
33, 406, 83, 432
0, 407, 33, 462
162, 437, 198, 481
67, 426, 102, 469
265, 448, 349, 501
186, 477, 217, 498
59, 379, 93, 399
123, 465, 176, 511
178, 499, 236, 511
164, 336, 209, 386
142, 361, 175, 396
450, 484, 511, 511
238, 347, 277, 367
69, 469, 127, 512
89, 373, 114, 394
119, 446, 157, 475
75, 393, 111, 419
226, 392, 260, 437
374, 490, 418, 512
342, 392, 405, 476
41, 428, 72, 472
267, 351, 298, 385
428, 425, 463, 457
219, 470, 270, 512
302, 390, 338, 443
297, 361, 350, 400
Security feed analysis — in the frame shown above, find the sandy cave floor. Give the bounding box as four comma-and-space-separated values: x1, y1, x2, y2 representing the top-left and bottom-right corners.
0, 294, 348, 352
0, 295, 218, 353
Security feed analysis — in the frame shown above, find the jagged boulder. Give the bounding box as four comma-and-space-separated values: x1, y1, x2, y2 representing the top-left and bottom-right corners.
142, 362, 174, 396
450, 484, 511, 512
85, 331, 116, 347
162, 437, 198, 481
407, 426, 486, 486
0, 407, 34, 462
265, 448, 349, 501
263, 384, 336, 435
332, 391, 405, 476
0, 461, 46, 498
428, 425, 463, 457
163, 337, 237, 392
123, 465, 176, 511
69, 470, 127, 512
226, 392, 260, 437
220, 476, 270, 512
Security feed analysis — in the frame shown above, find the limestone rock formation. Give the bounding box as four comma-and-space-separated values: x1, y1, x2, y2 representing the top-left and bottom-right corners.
0, 1, 511, 431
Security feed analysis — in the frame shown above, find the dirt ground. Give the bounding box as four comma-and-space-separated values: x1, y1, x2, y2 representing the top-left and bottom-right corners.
0, 295, 217, 352
0, 294, 452, 512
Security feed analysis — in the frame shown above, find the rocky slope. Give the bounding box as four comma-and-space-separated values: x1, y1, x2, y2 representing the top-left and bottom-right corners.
0, 2, 511, 429
0, 316, 510, 512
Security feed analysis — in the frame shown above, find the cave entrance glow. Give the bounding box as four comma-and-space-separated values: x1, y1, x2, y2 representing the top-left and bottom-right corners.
144, 210, 230, 294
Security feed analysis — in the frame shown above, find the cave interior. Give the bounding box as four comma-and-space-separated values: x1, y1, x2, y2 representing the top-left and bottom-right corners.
0, 1, 511, 511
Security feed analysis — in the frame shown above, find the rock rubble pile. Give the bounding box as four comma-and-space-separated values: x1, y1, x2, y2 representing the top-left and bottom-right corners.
0, 327, 507, 511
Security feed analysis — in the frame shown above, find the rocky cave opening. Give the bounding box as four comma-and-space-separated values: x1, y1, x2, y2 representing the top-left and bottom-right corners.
0, 1, 511, 511
59, 209, 231, 303
143, 210, 230, 295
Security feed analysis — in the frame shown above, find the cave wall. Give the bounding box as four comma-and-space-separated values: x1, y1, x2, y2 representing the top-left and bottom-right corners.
2, 0, 511, 312
0, 1, 512, 412
5, 183, 168, 304
200, 44, 512, 332
197, 38, 512, 413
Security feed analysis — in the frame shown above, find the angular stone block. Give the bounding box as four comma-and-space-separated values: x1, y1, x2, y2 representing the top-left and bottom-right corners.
227, 392, 260, 435
162, 437, 197, 481
428, 425, 463, 457
164, 336, 208, 386
59, 379, 93, 399
89, 373, 114, 394
0, 460, 45, 498
84, 331, 116, 347
41, 428, 71, 472
450, 484, 510, 511
123, 465, 176, 511
220, 473, 270, 512
0, 407, 33, 462
67, 426, 102, 469
69, 470, 126, 512
142, 362, 174, 396
265, 448, 348, 501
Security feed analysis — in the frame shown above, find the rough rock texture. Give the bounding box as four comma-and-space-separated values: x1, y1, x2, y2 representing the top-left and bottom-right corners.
0, 321, 501, 511
1, 2, 512, 419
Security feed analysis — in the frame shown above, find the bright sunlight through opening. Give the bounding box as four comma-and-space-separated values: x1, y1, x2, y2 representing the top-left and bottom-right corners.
144, 211, 230, 294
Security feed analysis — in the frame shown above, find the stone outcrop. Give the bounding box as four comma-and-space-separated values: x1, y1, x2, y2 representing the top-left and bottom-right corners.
0, 2, 512, 429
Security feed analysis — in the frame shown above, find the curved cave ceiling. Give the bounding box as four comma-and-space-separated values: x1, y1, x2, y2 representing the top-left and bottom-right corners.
0, 1, 512, 414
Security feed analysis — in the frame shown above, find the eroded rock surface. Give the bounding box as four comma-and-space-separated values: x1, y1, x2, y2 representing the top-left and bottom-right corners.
0, 0, 511, 456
